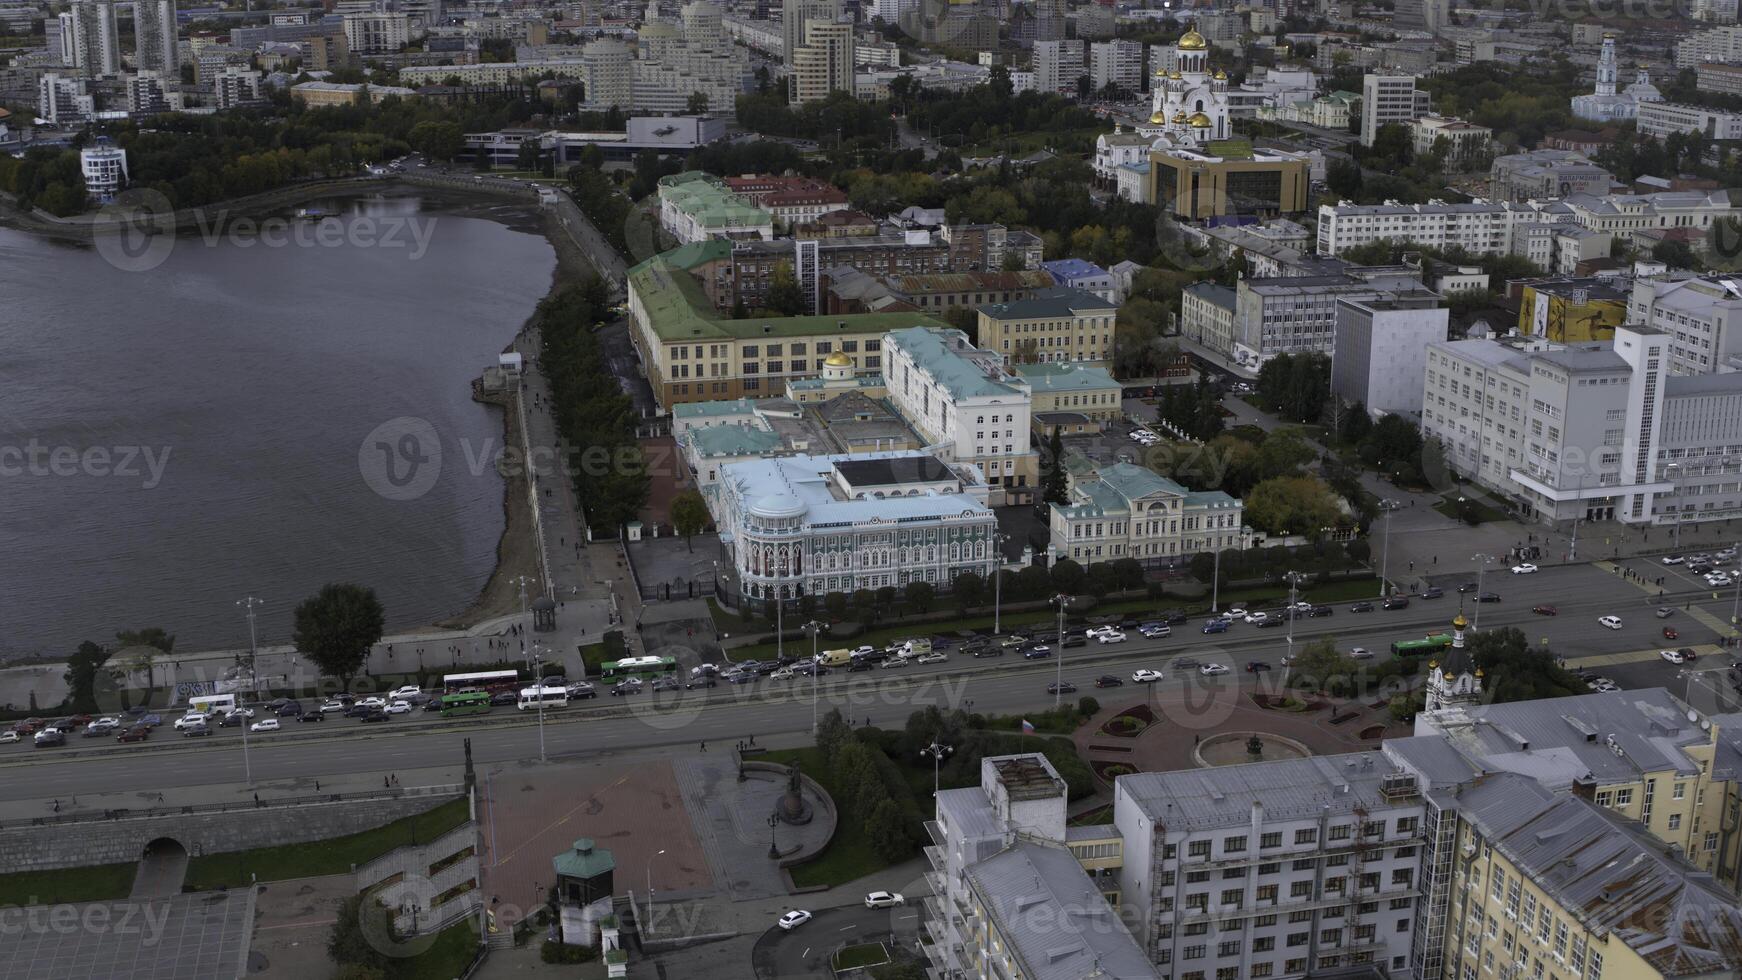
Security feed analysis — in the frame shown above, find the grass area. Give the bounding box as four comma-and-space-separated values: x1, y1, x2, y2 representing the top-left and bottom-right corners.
389, 917, 482, 980
762, 746, 889, 889
1433, 491, 1512, 525
0, 862, 137, 906
1067, 805, 1115, 827
834, 942, 891, 971
579, 641, 609, 674
184, 797, 470, 889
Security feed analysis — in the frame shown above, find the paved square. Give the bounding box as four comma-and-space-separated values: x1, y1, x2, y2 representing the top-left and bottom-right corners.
0, 891, 253, 980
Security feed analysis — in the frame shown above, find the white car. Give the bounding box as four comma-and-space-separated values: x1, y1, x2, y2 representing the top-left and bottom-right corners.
1132, 669, 1164, 683
1084, 626, 1117, 638
1224, 606, 1247, 618
864, 891, 905, 908
850, 645, 876, 658
389, 686, 421, 701
769, 667, 796, 681
1349, 647, 1374, 660
1708, 575, 1733, 587
1598, 615, 1624, 630
385, 700, 414, 714
1588, 678, 1620, 692
1510, 563, 1538, 575
1200, 664, 1231, 676
357, 697, 387, 709
1662, 555, 1686, 565
174, 712, 210, 731
916, 652, 948, 664
1661, 649, 1690, 665
86, 717, 118, 732
777, 910, 813, 930
0, 731, 18, 744
879, 656, 907, 669
319, 700, 347, 713
1097, 630, 1127, 644
1140, 625, 1171, 638
1243, 611, 1269, 624
249, 718, 280, 733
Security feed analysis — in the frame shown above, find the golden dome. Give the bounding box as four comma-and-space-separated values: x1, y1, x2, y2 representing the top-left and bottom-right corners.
1474, 668, 1485, 677
823, 351, 852, 367
1172, 110, 1189, 124
1452, 612, 1469, 629
1444, 670, 1456, 680
1154, 66, 1167, 76
1214, 69, 1227, 80
1149, 110, 1167, 124
1427, 660, 1439, 671
1168, 69, 1183, 79
1179, 27, 1207, 49
1188, 111, 1213, 128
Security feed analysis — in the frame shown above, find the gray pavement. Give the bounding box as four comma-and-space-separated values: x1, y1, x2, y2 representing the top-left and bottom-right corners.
671, 757, 833, 902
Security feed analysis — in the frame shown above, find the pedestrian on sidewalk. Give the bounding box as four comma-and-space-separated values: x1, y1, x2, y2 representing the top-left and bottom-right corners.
700, 741, 706, 752
384, 776, 390, 789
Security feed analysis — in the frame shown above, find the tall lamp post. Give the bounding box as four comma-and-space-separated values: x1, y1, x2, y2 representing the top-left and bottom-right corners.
1666, 462, 1683, 549
766, 814, 779, 859
511, 574, 536, 658
1470, 554, 1497, 632
1283, 571, 1304, 672
1210, 546, 1223, 615
1052, 593, 1071, 708
645, 848, 665, 924
992, 531, 1010, 634
235, 596, 261, 786
802, 619, 824, 734
532, 643, 548, 763
1376, 499, 1400, 598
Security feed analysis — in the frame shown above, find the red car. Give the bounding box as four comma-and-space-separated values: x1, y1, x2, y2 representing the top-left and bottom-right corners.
1532, 604, 1558, 616
1663, 626, 1679, 640
116, 726, 150, 743
10, 719, 41, 736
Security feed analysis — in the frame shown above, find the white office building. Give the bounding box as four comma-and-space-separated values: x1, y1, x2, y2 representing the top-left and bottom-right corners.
883, 326, 1037, 505
1088, 38, 1143, 93
1627, 274, 1742, 376
344, 12, 411, 55
125, 71, 173, 113
1048, 460, 1247, 566
213, 66, 265, 109
133, 0, 178, 75
38, 72, 94, 124
712, 450, 999, 603
79, 142, 127, 203
1360, 73, 1428, 147
1636, 100, 1742, 139
1033, 38, 1086, 96
1676, 24, 1742, 67
1228, 270, 1434, 367
1333, 295, 1449, 417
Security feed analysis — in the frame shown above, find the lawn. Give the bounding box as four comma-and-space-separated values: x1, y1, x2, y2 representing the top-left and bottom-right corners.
0, 862, 137, 906
1433, 491, 1512, 525
184, 797, 471, 889
833, 942, 891, 971
389, 917, 483, 980
761, 746, 890, 889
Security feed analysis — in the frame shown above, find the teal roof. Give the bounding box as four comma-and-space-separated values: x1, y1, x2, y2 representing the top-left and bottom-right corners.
1185, 489, 1241, 508
687, 423, 786, 457
674, 397, 761, 419
659, 238, 733, 272
1098, 461, 1188, 500
886, 327, 1022, 401
789, 374, 885, 391
552, 838, 615, 879
657, 171, 771, 230
1054, 462, 1241, 520
1013, 362, 1120, 393
977, 287, 1117, 321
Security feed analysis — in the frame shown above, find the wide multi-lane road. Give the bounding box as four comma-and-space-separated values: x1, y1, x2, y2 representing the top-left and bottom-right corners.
2, 562, 1735, 801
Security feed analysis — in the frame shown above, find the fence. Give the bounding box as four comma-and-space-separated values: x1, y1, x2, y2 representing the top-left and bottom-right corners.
0, 782, 466, 831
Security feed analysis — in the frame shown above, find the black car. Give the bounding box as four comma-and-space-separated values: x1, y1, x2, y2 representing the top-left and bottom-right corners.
1023, 646, 1054, 659
217, 712, 245, 727
1456, 582, 1478, 594
1061, 634, 1086, 648
687, 675, 719, 688
1309, 605, 1334, 617
736, 660, 763, 674
489, 691, 518, 706
1046, 681, 1078, 695
1174, 658, 1203, 669
1421, 586, 1444, 599
359, 709, 389, 723
544, 675, 567, 688
116, 726, 151, 742
1245, 661, 1273, 672
1476, 592, 1502, 603
929, 637, 953, 650
1382, 596, 1411, 610
847, 659, 876, 672
182, 724, 212, 738
1351, 602, 1375, 613
650, 677, 682, 693
266, 698, 290, 710
1256, 617, 1285, 628
423, 699, 444, 712
968, 645, 1001, 658
299, 709, 327, 722
1095, 675, 1124, 688
1158, 609, 1189, 625
276, 702, 304, 717
794, 662, 828, 676
569, 682, 599, 698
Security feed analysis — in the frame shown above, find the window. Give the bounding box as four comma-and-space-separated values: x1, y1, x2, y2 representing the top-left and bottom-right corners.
1189, 840, 1212, 858
1261, 832, 1283, 849
1257, 884, 1278, 904
1295, 828, 1319, 845
1252, 964, 1274, 978
1221, 889, 1243, 908
1289, 910, 1313, 924
1668, 813, 1681, 831
1224, 835, 1248, 853
1254, 937, 1276, 952
1187, 870, 1211, 884
1185, 923, 1208, 936
1219, 941, 1242, 957
1613, 788, 1633, 806
1673, 782, 1686, 800
1287, 932, 1310, 947
1184, 946, 1206, 961
1291, 881, 1313, 897
1329, 824, 1352, 841
1321, 928, 1343, 946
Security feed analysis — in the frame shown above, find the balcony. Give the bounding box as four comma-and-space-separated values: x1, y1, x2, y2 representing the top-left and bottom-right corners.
925, 820, 946, 846
925, 845, 946, 874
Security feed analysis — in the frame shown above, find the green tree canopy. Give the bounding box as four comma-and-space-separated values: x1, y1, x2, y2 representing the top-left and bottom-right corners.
293, 583, 386, 687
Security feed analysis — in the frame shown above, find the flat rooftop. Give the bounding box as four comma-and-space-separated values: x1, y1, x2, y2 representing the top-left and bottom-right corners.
0, 891, 254, 980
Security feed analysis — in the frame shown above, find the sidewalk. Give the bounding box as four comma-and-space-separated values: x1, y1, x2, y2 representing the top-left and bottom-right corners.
0, 764, 466, 822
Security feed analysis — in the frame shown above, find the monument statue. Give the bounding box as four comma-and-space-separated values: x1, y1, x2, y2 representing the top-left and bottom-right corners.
774, 763, 813, 825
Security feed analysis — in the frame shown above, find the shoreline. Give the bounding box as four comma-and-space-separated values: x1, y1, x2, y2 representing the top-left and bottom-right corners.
0, 178, 611, 660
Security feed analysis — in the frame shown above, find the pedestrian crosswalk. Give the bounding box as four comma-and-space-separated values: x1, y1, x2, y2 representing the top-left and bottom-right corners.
1565, 644, 1723, 668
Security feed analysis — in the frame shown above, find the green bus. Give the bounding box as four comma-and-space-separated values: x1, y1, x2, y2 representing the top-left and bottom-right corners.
1391, 634, 1455, 657
600, 655, 679, 681
440, 691, 493, 717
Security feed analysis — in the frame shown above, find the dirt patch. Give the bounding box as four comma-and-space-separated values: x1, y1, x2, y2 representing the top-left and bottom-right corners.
438, 390, 539, 630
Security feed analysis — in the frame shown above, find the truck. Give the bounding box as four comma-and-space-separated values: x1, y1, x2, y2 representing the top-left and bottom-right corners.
817, 649, 853, 667
895, 638, 933, 660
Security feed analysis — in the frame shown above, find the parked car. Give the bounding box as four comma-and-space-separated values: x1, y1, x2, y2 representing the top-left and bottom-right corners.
1532, 604, 1558, 616
1662, 554, 1686, 565
864, 891, 905, 909
389, 686, 421, 701
0, 731, 18, 744
778, 911, 812, 930
1662, 649, 1691, 665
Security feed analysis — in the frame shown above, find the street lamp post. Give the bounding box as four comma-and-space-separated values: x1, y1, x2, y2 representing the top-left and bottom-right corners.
1667, 463, 1683, 549
1210, 547, 1222, 615
645, 848, 665, 924
235, 597, 261, 786
802, 620, 824, 734
992, 531, 1009, 634
1471, 555, 1496, 631
1377, 500, 1400, 598
532, 644, 548, 763
1053, 594, 1071, 709
1283, 571, 1302, 670
511, 574, 535, 657
766, 814, 779, 859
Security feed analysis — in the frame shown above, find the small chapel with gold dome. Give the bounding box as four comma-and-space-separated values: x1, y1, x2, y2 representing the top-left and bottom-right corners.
1138, 26, 1233, 147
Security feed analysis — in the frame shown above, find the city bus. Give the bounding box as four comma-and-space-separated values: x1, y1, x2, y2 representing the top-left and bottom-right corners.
440, 691, 493, 717
441, 669, 521, 693
187, 694, 238, 715
599, 656, 678, 681
517, 685, 570, 711
1390, 634, 1455, 657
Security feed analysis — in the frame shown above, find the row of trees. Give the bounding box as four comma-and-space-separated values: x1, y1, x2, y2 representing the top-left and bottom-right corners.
538, 279, 649, 532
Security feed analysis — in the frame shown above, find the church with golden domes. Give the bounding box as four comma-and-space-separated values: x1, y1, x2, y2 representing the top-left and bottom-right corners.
1139, 26, 1233, 147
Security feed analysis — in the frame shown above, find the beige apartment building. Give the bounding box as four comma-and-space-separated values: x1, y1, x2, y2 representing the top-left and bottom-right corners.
975, 287, 1118, 365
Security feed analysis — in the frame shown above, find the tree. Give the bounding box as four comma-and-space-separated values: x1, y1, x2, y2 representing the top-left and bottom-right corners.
875, 585, 898, 615
293, 583, 386, 688
1049, 559, 1085, 595
1339, 401, 1373, 445
1287, 638, 1356, 694
686, 90, 710, 114
63, 641, 111, 714
904, 581, 936, 613
851, 588, 878, 623
952, 571, 985, 612
671, 490, 709, 551
764, 260, 806, 315
408, 120, 463, 162
115, 627, 174, 694
1326, 156, 1363, 199
328, 895, 391, 973
864, 798, 911, 861
1041, 428, 1069, 505
1466, 627, 1586, 702
1244, 475, 1343, 536
824, 590, 849, 620
1084, 562, 1120, 598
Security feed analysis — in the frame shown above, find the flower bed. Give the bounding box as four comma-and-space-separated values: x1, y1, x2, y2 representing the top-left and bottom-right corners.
1092, 760, 1138, 784
1359, 724, 1387, 740
1096, 704, 1156, 738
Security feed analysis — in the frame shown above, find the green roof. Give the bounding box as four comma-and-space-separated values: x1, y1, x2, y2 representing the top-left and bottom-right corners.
629, 249, 948, 342
686, 424, 786, 456
1098, 462, 1188, 501
1013, 362, 1120, 393
657, 171, 771, 230
659, 238, 733, 272
886, 326, 1021, 401
1206, 139, 1254, 160
552, 838, 615, 879
674, 397, 760, 419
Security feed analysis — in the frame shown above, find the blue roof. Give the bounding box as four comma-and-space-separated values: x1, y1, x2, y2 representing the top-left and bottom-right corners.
1041, 258, 1111, 281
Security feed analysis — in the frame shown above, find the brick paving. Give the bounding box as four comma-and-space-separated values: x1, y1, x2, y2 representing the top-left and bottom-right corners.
477, 759, 712, 924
